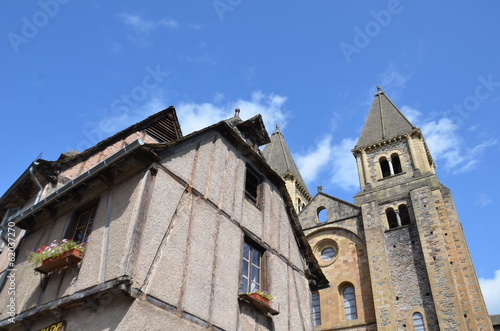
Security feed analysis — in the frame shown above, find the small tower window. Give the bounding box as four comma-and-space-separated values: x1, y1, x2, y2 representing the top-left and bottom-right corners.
380, 157, 392, 178
386, 204, 412, 229
386, 208, 398, 229
391, 153, 403, 174
412, 312, 426, 331
380, 153, 403, 178
317, 207, 327, 223
311, 292, 321, 326
399, 204, 410, 226
342, 285, 358, 320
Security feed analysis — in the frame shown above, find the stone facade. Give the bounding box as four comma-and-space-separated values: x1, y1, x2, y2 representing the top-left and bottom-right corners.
294, 89, 492, 331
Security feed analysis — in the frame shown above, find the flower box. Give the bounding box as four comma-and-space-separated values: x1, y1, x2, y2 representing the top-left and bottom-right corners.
35, 248, 83, 274
238, 293, 279, 316
249, 292, 270, 305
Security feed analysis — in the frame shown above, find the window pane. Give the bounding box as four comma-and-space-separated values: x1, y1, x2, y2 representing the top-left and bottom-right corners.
72, 205, 97, 243
250, 282, 259, 292
413, 312, 426, 331
241, 278, 248, 293
252, 249, 260, 266
242, 260, 249, 278
243, 243, 250, 260
343, 286, 357, 320
312, 293, 321, 326
321, 248, 336, 261
251, 265, 260, 284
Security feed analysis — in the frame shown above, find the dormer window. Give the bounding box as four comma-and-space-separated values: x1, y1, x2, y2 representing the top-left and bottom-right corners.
380, 153, 403, 178
245, 165, 263, 206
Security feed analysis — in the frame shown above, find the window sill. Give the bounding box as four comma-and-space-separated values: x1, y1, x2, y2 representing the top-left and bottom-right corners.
378, 171, 406, 181
385, 224, 410, 232
238, 293, 279, 316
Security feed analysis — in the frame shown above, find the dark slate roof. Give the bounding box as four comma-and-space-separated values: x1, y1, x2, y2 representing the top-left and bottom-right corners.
491, 314, 500, 326
262, 125, 310, 199
355, 87, 416, 149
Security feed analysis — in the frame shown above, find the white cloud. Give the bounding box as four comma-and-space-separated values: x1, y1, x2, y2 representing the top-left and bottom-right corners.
295, 136, 359, 193
476, 194, 493, 207
177, 91, 291, 135
118, 13, 178, 33
117, 13, 178, 47
176, 102, 228, 134
420, 117, 497, 174
377, 63, 411, 99
330, 138, 359, 192
400, 105, 422, 125
399, 105, 497, 174
479, 270, 500, 314
295, 136, 333, 183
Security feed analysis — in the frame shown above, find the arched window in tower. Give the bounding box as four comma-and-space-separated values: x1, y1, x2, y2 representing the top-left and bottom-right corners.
399, 204, 410, 226
298, 198, 303, 212
391, 153, 403, 174
317, 207, 327, 223
380, 157, 392, 178
342, 285, 357, 320
412, 312, 426, 331
386, 208, 399, 229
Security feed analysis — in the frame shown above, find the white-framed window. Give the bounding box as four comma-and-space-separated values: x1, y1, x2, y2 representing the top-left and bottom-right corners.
241, 241, 263, 293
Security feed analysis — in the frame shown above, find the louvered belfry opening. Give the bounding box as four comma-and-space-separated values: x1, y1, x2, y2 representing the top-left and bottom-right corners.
144, 115, 181, 143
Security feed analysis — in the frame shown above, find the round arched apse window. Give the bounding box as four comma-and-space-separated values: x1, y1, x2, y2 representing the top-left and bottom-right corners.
313, 239, 339, 267
321, 247, 336, 261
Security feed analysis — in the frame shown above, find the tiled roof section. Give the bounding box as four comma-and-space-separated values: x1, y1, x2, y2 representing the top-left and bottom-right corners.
355, 87, 416, 149
262, 125, 310, 198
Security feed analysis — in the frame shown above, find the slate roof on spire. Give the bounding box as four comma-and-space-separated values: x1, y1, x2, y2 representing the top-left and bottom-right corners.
355, 87, 416, 149
262, 125, 310, 198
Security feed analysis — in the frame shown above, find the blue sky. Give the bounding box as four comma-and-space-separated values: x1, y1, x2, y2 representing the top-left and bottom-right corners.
2, 0, 500, 314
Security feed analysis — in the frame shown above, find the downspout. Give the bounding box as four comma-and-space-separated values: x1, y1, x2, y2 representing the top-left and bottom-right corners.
29, 161, 43, 204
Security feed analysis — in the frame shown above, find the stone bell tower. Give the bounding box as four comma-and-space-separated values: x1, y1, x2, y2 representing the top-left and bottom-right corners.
352, 87, 492, 330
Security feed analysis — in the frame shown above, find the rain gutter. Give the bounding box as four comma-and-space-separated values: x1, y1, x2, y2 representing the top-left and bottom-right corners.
10, 139, 145, 228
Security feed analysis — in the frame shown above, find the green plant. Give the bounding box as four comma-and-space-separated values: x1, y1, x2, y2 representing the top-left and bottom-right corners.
28, 239, 87, 267
247, 290, 275, 300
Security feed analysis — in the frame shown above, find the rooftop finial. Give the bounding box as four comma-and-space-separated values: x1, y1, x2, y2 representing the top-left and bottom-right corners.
234, 108, 240, 117
275, 124, 280, 132
377, 85, 382, 92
